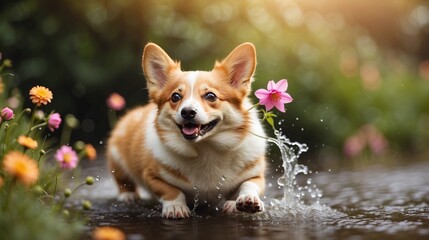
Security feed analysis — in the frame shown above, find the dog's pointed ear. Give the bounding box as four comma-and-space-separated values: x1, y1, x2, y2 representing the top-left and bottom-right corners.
142, 43, 180, 91
215, 43, 256, 91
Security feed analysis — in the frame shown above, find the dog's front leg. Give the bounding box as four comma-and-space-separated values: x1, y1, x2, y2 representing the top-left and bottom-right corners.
144, 170, 190, 219
224, 176, 265, 214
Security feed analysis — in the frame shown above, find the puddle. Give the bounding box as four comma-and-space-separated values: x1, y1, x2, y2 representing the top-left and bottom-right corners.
73, 154, 429, 240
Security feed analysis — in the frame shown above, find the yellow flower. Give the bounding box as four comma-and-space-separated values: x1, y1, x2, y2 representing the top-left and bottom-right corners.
92, 227, 125, 240
18, 135, 38, 149
85, 144, 97, 161
29, 85, 53, 106
3, 151, 39, 186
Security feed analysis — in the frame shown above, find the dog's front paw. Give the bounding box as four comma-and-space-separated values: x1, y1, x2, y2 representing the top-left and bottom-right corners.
117, 192, 139, 202
236, 194, 265, 213
223, 200, 239, 214
162, 203, 191, 219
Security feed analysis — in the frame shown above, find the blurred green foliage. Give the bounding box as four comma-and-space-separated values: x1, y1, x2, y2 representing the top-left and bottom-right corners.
1, 0, 429, 161
0, 59, 92, 240
0, 186, 84, 240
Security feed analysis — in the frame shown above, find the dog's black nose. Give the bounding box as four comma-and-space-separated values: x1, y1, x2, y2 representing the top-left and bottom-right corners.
181, 107, 197, 120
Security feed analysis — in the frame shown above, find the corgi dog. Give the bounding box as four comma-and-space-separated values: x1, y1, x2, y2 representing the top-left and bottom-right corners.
107, 42, 266, 219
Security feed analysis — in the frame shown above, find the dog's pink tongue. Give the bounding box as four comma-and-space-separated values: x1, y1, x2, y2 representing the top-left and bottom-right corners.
182, 126, 199, 135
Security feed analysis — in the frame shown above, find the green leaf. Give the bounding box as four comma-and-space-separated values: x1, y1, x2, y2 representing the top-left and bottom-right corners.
266, 116, 275, 129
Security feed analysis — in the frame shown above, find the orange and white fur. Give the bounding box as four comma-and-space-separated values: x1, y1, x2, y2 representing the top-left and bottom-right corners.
107, 42, 266, 219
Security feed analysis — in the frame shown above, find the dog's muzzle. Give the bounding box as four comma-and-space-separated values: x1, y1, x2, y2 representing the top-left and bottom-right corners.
177, 119, 219, 141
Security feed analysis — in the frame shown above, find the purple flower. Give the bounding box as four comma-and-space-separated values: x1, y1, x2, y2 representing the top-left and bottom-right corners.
55, 145, 79, 169
254, 79, 293, 112
1, 107, 14, 121
47, 113, 62, 132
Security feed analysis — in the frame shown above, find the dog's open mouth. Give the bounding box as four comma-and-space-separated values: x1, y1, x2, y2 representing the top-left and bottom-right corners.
177, 119, 219, 140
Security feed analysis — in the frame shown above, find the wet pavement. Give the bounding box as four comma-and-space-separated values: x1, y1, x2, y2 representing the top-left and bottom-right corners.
73, 156, 429, 240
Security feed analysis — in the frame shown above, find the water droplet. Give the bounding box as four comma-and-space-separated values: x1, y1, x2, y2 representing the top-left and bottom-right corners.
268, 183, 273, 188
221, 175, 226, 181
111, 169, 115, 173
307, 178, 312, 185
294, 165, 308, 175
95, 176, 100, 181
277, 176, 286, 186
296, 117, 299, 120
217, 194, 222, 199
193, 186, 198, 190
215, 207, 219, 211
99, 141, 103, 145
320, 119, 324, 122
215, 186, 220, 190
301, 128, 304, 131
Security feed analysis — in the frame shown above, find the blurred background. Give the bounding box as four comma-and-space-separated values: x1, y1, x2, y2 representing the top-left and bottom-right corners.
1, 0, 428, 169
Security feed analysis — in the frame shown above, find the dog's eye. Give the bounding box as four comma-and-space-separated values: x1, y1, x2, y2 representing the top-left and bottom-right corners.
171, 93, 182, 103
204, 92, 217, 102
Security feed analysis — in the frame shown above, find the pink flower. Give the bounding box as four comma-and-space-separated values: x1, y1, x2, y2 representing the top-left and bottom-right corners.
343, 124, 389, 157
255, 79, 293, 112
106, 93, 126, 111
48, 113, 62, 132
343, 134, 365, 157
1, 107, 14, 121
55, 146, 79, 169
363, 125, 389, 155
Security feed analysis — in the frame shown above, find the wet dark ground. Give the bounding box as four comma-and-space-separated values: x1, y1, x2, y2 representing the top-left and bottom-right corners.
73, 157, 429, 240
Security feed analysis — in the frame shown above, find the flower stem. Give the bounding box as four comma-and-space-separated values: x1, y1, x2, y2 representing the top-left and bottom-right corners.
246, 103, 260, 112
0, 123, 9, 159
60, 124, 72, 146
71, 182, 87, 195
26, 106, 38, 136
30, 122, 47, 132
53, 174, 58, 196
58, 181, 89, 211
3, 178, 16, 212
107, 109, 118, 128
244, 129, 270, 141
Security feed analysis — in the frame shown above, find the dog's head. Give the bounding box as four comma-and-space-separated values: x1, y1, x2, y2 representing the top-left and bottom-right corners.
142, 43, 256, 145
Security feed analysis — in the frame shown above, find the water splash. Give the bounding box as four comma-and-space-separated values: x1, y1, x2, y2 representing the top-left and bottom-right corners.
260, 130, 341, 220
268, 130, 309, 207
183, 129, 339, 219
191, 186, 200, 215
